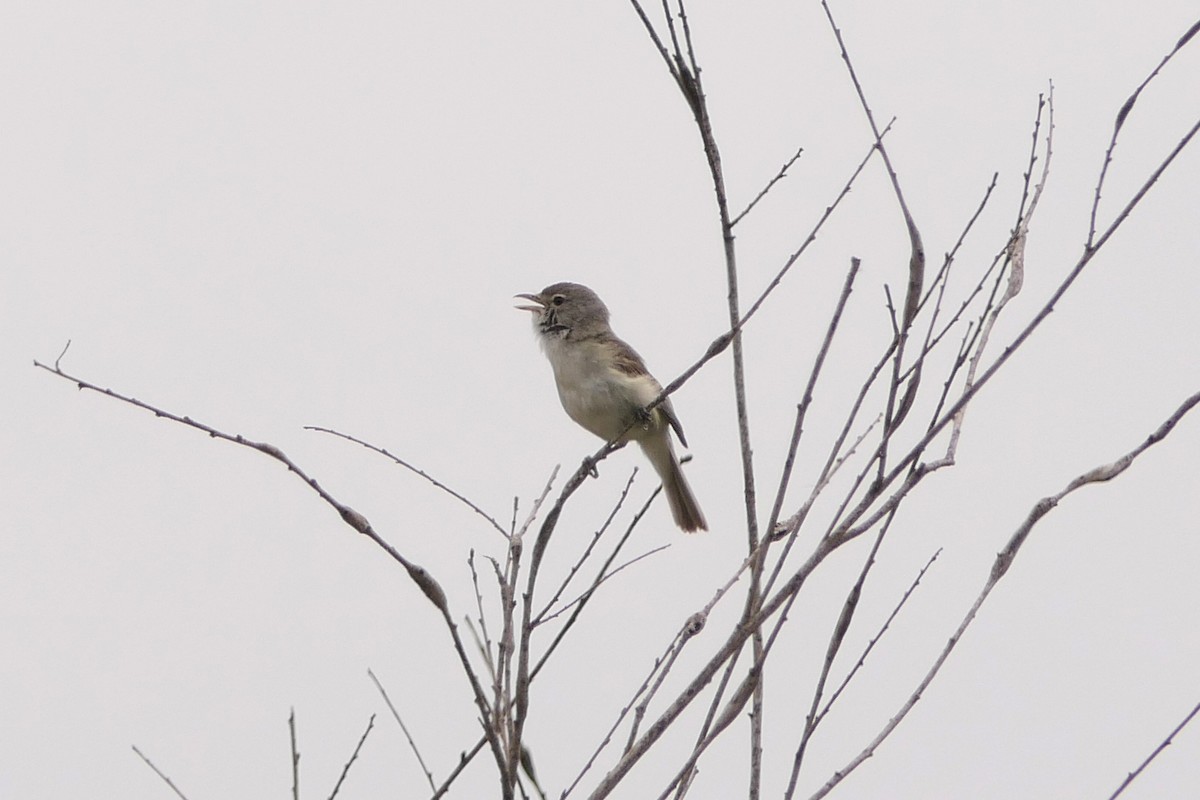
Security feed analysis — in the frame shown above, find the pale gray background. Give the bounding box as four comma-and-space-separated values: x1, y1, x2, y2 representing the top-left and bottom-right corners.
3, 2, 1199, 798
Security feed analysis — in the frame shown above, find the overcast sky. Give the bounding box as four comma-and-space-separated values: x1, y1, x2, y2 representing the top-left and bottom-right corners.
4, 2, 1199, 799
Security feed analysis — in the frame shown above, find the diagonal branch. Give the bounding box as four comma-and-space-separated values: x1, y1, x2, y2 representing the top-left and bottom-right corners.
731, 144, 805, 227
327, 714, 376, 800
369, 668, 437, 793
132, 745, 191, 800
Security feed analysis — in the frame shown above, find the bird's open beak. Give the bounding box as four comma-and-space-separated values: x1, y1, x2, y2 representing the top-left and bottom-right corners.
514, 293, 545, 313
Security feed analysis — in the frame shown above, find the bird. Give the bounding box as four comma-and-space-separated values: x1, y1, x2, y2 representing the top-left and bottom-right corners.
515, 282, 707, 532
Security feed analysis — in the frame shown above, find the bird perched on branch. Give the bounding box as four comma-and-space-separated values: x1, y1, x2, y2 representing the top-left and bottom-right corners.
516, 282, 707, 532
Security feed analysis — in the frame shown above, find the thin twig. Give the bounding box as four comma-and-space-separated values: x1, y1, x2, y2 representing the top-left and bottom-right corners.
564, 620, 703, 799
904, 172, 1001, 384
32, 362, 441, 599
629, 612, 711, 754
517, 465, 561, 539
765, 257, 862, 541
817, 549, 941, 725
567, 634, 682, 798
731, 144, 805, 227
932, 90, 1054, 469
55, 339, 72, 370
1107, 699, 1200, 800
1088, 18, 1200, 247
429, 738, 488, 800
132, 745, 191, 800
327, 714, 376, 800
497, 536, 521, 784
637, 131, 885, 429
782, 509, 901, 799
536, 468, 640, 625
306, 425, 508, 537
738, 127, 889, 352
369, 668, 437, 792
532, 484, 659, 680
538, 544, 670, 625
819, 0, 924, 329
468, 551, 497, 682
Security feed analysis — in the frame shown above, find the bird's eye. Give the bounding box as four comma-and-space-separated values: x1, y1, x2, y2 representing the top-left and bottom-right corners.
552, 295, 566, 306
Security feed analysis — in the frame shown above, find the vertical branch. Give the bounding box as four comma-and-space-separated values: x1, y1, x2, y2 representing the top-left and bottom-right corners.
631, 1, 766, 792
678, 8, 766, 793
511, 443, 621, 798
289, 709, 301, 800
500, 523, 524, 793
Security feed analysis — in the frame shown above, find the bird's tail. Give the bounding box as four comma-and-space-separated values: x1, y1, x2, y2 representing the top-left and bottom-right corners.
640, 435, 707, 532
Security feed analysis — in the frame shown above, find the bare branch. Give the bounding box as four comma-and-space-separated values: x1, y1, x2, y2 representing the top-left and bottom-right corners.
819, 0, 925, 331
825, 95, 1200, 549
627, 0, 673, 72
31, 361, 436, 590
903, 171, 1000, 393
32, 359, 511, 787
784, 547, 941, 798
808, 391, 1200, 799
930, 90, 1055, 469
782, 509, 901, 798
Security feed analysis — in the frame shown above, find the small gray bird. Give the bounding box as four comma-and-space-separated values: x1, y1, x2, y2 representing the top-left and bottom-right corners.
516, 282, 707, 532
